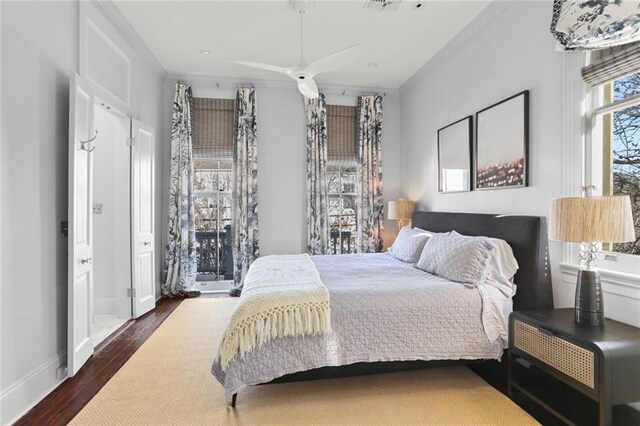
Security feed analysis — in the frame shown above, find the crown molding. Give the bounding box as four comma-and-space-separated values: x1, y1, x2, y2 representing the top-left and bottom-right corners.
165, 74, 400, 97
399, 0, 509, 95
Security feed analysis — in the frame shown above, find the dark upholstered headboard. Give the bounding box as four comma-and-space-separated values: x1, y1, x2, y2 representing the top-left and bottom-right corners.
412, 211, 553, 311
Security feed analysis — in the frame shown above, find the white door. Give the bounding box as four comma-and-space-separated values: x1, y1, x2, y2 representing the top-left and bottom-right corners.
131, 120, 156, 317
68, 73, 95, 376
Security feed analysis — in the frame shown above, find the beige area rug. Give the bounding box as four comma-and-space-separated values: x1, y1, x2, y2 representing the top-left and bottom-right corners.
71, 298, 538, 425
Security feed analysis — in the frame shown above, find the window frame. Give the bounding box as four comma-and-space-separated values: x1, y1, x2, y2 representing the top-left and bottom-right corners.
327, 161, 359, 254
193, 159, 233, 231
192, 158, 234, 284
583, 72, 640, 275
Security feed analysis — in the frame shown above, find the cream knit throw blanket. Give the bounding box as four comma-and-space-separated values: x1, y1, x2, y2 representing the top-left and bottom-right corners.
217, 254, 331, 370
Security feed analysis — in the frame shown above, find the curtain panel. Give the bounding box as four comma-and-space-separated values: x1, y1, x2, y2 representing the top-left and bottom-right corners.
356, 95, 384, 253
230, 87, 259, 296
305, 93, 330, 255
551, 0, 640, 50
162, 83, 198, 296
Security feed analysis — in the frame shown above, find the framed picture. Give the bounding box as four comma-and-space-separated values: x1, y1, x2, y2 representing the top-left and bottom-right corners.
437, 116, 472, 193
475, 90, 529, 190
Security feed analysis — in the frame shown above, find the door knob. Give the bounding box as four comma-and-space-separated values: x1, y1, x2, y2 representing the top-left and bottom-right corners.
81, 257, 93, 264
143, 241, 152, 246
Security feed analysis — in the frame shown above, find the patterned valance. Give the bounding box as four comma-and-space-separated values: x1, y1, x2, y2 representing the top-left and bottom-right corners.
327, 105, 357, 163
192, 98, 234, 159
581, 41, 640, 86
551, 0, 640, 50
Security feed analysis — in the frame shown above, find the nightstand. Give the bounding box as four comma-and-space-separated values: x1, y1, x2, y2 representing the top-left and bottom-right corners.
508, 309, 640, 426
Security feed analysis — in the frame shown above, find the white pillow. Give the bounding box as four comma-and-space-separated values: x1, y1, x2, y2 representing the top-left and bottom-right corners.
452, 231, 519, 296
388, 227, 433, 264
416, 232, 496, 287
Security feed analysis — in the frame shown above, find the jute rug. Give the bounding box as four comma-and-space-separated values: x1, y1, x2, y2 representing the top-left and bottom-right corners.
71, 298, 537, 425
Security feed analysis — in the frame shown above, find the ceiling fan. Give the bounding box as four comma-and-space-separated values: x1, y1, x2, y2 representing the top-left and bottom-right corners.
231, 1, 360, 99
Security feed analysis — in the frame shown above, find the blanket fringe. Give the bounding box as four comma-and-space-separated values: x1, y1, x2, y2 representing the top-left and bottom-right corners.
218, 302, 331, 370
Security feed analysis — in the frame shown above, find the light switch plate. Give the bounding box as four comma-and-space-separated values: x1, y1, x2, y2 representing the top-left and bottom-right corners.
93, 203, 103, 214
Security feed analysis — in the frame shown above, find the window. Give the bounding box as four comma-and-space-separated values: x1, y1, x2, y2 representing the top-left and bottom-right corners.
192, 98, 234, 283
602, 74, 640, 255
327, 164, 358, 254
326, 104, 358, 254
587, 69, 640, 273
193, 160, 232, 233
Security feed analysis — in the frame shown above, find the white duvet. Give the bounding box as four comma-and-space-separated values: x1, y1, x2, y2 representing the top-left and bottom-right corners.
212, 253, 512, 398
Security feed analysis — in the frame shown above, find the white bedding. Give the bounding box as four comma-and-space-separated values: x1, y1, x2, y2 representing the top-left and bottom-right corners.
212, 253, 513, 398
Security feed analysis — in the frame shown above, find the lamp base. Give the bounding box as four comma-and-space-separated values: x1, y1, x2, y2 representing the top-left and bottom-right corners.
575, 269, 605, 326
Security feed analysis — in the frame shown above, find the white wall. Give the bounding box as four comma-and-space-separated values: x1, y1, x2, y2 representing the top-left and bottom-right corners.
162, 78, 403, 263
399, 1, 640, 323
1, 2, 78, 422
0, 1, 165, 423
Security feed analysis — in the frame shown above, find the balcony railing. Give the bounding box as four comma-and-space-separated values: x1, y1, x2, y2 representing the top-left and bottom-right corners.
195, 225, 233, 280
330, 230, 353, 254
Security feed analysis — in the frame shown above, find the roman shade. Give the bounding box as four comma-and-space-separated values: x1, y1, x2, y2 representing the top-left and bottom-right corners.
581, 42, 640, 87
192, 98, 234, 159
327, 105, 357, 163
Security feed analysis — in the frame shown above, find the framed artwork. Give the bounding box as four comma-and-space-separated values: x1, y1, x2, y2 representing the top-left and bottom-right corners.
437, 116, 472, 193
475, 90, 529, 190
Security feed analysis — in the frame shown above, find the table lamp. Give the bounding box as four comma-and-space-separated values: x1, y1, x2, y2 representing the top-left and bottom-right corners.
549, 191, 635, 325
388, 198, 415, 229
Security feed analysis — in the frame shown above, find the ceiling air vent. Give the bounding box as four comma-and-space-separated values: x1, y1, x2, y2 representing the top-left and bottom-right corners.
364, 0, 402, 11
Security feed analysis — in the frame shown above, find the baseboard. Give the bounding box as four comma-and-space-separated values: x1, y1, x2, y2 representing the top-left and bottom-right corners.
0, 351, 67, 425
94, 297, 116, 316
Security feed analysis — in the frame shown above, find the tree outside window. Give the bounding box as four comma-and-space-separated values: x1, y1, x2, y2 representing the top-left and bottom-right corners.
602, 74, 640, 254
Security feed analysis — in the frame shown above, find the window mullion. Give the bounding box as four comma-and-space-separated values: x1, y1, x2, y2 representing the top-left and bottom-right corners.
593, 92, 640, 116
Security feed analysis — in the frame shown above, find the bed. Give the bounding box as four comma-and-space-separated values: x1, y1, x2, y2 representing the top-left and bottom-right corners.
212, 211, 553, 406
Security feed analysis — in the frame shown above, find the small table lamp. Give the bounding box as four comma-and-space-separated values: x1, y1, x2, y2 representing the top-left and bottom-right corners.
388, 198, 415, 229
549, 192, 635, 325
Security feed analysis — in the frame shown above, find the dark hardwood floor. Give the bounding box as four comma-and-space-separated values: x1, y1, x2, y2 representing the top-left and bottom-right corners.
16, 297, 184, 426
20, 290, 636, 425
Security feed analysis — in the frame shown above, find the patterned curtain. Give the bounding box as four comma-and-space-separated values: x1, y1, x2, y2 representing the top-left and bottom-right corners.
230, 87, 259, 297
162, 83, 198, 297
305, 93, 330, 255
356, 95, 384, 253
551, 0, 640, 50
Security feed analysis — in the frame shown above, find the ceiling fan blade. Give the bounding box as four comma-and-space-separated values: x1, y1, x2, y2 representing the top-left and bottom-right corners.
305, 44, 360, 75
231, 60, 291, 74
298, 77, 319, 99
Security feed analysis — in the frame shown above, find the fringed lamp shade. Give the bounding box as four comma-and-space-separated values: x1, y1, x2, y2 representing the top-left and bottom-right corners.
388, 199, 415, 228
549, 196, 635, 243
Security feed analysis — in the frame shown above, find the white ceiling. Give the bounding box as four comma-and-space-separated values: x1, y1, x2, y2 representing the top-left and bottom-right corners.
115, 1, 492, 89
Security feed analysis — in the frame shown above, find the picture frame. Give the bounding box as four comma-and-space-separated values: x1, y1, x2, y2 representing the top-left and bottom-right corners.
475, 90, 529, 190
437, 116, 473, 193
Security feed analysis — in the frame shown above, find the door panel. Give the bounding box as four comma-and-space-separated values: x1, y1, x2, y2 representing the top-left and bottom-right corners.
137, 251, 154, 300
74, 272, 91, 346
68, 73, 95, 376
131, 120, 156, 317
